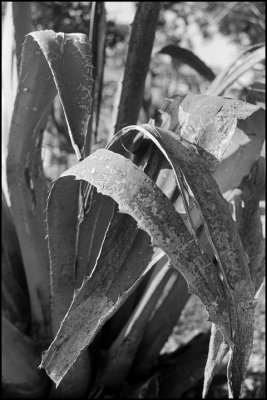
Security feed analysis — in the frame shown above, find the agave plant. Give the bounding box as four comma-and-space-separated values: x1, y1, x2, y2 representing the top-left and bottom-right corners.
2, 2, 265, 399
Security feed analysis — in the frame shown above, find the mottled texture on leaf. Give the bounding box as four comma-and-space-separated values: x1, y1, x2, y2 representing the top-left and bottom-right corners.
160, 94, 263, 176
110, 123, 256, 397
6, 33, 57, 341
40, 149, 230, 386
30, 30, 93, 159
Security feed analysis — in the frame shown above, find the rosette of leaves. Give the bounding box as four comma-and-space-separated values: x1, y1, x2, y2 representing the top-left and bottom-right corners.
3, 20, 265, 399
40, 94, 264, 399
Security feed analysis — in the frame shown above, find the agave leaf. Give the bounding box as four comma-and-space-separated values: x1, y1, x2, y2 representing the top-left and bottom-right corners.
12, 2, 32, 71
102, 268, 155, 348
238, 157, 266, 291
6, 33, 57, 341
88, 2, 106, 145
1, 190, 28, 295
75, 134, 155, 289
2, 248, 30, 333
40, 148, 229, 386
114, 2, 161, 132
2, 316, 48, 398
132, 268, 190, 379
112, 123, 256, 397
202, 324, 229, 398
45, 135, 165, 391
75, 187, 115, 287
159, 44, 215, 81
29, 30, 93, 159
77, 133, 179, 289
6, 29, 94, 395
98, 256, 171, 390
159, 330, 211, 398
143, 125, 257, 396
46, 177, 93, 397
160, 95, 264, 254
203, 157, 265, 397
206, 44, 265, 96
160, 94, 264, 176
2, 2, 31, 204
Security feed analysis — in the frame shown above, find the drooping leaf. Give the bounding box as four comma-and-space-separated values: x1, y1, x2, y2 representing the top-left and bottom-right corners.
119, 124, 255, 398
44, 135, 166, 391
41, 93, 261, 396
40, 148, 229, 386
111, 118, 257, 397
159, 94, 264, 253
159, 44, 215, 81
203, 157, 265, 397
29, 30, 93, 159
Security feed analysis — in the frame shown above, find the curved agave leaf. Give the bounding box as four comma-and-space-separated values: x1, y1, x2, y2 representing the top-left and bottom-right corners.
41, 94, 260, 396
203, 157, 265, 397
29, 30, 93, 159
119, 125, 256, 397
40, 148, 229, 386
159, 94, 264, 254
206, 44, 265, 96
159, 44, 215, 81
157, 94, 263, 398
6, 29, 94, 396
